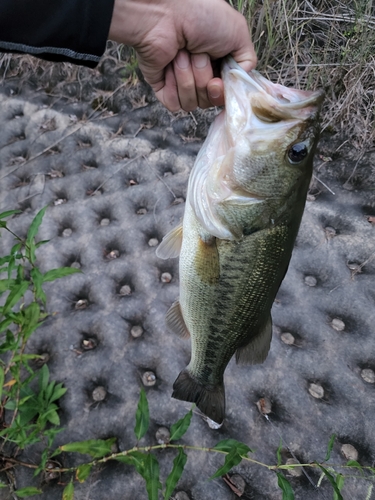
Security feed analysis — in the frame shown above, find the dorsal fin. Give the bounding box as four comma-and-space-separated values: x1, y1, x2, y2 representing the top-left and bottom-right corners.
165, 300, 190, 339
156, 224, 183, 259
235, 315, 272, 365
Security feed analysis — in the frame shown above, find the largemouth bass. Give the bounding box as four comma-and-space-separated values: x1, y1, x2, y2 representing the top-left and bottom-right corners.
157, 57, 324, 424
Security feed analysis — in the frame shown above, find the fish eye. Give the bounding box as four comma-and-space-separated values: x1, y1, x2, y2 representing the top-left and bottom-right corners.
287, 142, 308, 164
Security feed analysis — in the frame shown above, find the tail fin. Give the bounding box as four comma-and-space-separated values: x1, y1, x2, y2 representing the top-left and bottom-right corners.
172, 369, 225, 425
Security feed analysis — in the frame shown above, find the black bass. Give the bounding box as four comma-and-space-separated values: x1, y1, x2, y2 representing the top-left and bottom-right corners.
157, 57, 324, 424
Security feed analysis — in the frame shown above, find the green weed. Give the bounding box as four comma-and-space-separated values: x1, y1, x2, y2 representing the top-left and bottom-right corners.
0, 208, 81, 496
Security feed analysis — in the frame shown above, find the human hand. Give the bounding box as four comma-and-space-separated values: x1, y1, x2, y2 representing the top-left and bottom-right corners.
108, 0, 257, 112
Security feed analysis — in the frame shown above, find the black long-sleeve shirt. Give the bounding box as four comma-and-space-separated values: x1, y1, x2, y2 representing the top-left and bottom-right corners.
0, 0, 115, 67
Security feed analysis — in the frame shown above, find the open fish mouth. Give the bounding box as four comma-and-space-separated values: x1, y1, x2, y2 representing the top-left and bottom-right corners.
222, 56, 324, 123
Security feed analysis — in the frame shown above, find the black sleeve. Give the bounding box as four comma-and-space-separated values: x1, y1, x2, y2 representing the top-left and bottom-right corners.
0, 0, 115, 68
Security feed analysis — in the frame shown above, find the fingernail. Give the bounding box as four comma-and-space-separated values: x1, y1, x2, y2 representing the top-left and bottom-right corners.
176, 51, 190, 69
193, 54, 209, 69
209, 85, 221, 99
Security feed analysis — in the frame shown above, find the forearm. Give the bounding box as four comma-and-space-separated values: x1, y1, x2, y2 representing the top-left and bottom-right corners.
0, 0, 115, 67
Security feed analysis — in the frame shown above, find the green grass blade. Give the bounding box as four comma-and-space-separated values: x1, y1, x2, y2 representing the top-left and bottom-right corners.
134, 388, 149, 440
213, 438, 252, 456
164, 448, 187, 500
324, 434, 336, 461
210, 447, 242, 479
316, 464, 344, 500
0, 366, 4, 401
76, 464, 92, 483
30, 268, 46, 305
142, 453, 162, 500
14, 487, 43, 498
276, 472, 295, 500
3, 281, 29, 314
346, 459, 363, 474
26, 206, 47, 244
39, 364, 49, 392
0, 210, 21, 220
62, 481, 74, 500
333, 474, 344, 500
276, 438, 283, 466
43, 267, 82, 282
59, 438, 116, 458
169, 407, 193, 441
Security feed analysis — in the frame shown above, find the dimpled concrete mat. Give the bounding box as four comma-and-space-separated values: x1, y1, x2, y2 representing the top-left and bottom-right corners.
0, 77, 374, 500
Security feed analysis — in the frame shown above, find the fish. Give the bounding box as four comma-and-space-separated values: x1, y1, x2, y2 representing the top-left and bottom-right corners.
156, 56, 324, 425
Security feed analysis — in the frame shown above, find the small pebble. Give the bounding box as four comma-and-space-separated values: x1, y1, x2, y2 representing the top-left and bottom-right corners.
81, 338, 97, 350
325, 226, 336, 237
111, 442, 119, 453
341, 444, 358, 461
256, 397, 272, 415
347, 262, 360, 271
281, 332, 295, 345
285, 458, 303, 477
54, 198, 66, 206
137, 207, 147, 215
308, 383, 324, 399
172, 197, 184, 205
227, 474, 246, 495
304, 275, 317, 287
44, 461, 61, 481
35, 352, 50, 367
155, 427, 170, 444
92, 386, 106, 401
361, 368, 375, 384
75, 299, 88, 310
62, 228, 72, 237
142, 371, 156, 387
100, 218, 110, 226
87, 189, 102, 196
173, 492, 190, 500
161, 272, 172, 283
129, 179, 138, 186
131, 325, 143, 338
307, 194, 316, 202
331, 318, 345, 331
119, 285, 132, 296
106, 249, 120, 260
71, 261, 81, 269
148, 238, 159, 247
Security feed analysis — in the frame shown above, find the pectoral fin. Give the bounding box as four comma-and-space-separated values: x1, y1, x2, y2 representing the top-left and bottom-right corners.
165, 300, 190, 339
235, 315, 272, 365
194, 235, 220, 285
155, 224, 183, 259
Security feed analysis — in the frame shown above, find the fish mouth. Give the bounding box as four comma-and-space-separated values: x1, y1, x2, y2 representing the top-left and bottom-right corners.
222, 56, 324, 122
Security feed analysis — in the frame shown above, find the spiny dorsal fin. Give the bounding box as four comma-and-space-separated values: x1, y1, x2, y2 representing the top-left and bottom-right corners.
235, 315, 272, 365
165, 300, 190, 339
155, 224, 183, 259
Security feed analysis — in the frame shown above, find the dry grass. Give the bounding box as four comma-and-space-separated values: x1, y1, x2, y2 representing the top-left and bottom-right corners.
1, 2, 374, 149
233, 0, 375, 149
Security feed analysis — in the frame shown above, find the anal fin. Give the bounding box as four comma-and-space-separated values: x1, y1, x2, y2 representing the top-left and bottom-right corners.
156, 224, 183, 259
236, 315, 272, 365
165, 300, 190, 339
172, 369, 225, 425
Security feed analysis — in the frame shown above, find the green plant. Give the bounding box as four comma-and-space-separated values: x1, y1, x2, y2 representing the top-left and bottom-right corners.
35, 389, 375, 500
0, 207, 81, 495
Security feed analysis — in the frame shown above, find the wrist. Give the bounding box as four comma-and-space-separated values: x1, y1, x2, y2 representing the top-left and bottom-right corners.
108, 0, 167, 47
